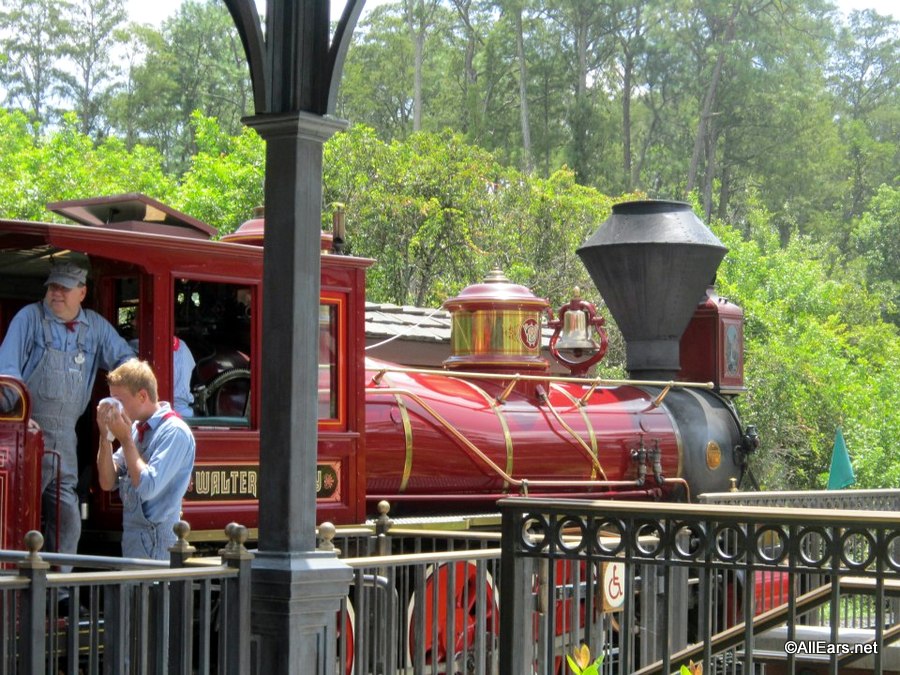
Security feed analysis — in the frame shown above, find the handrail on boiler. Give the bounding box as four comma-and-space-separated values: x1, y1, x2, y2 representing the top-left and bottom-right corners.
368, 365, 714, 391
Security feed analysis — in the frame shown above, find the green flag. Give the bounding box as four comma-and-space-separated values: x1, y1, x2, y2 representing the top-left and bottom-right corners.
826, 427, 855, 490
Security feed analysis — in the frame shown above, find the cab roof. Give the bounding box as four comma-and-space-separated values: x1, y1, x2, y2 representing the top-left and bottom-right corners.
46, 193, 217, 240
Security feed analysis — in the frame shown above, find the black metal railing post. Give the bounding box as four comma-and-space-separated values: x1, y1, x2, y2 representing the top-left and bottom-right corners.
374, 500, 393, 557
169, 520, 197, 674
220, 522, 254, 675
103, 577, 128, 673
18, 530, 49, 674
499, 505, 534, 675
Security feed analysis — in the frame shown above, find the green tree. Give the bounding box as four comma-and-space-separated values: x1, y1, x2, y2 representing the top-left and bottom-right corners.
0, 109, 174, 220
851, 184, 900, 323
713, 202, 900, 490
325, 126, 504, 305
106, 25, 182, 158
336, 5, 415, 137
106, 0, 252, 173
539, 0, 619, 185
710, 1, 842, 238
0, 0, 66, 129
323, 124, 635, 309
498, 0, 533, 171
174, 112, 265, 234
56, 0, 128, 137
401, 0, 444, 131
829, 9, 899, 222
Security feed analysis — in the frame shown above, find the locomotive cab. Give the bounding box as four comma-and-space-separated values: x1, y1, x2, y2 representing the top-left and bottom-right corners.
0, 193, 372, 552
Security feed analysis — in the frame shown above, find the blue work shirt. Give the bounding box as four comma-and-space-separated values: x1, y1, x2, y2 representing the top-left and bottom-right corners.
131, 336, 196, 417
172, 338, 196, 417
114, 401, 196, 527
0, 301, 134, 409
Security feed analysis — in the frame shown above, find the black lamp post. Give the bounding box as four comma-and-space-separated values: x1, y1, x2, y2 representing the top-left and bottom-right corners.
223, 1, 365, 671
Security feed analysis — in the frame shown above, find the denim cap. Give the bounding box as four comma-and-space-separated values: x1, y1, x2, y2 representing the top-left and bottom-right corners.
45, 262, 88, 289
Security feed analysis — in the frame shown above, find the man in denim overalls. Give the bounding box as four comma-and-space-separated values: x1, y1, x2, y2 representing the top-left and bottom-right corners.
0, 262, 134, 567
97, 360, 195, 559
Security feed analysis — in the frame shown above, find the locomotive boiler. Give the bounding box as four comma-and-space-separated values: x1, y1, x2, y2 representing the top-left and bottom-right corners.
0, 194, 756, 552
363, 200, 755, 513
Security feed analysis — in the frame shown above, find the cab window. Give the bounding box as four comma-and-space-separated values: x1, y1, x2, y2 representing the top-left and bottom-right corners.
318, 295, 346, 427
174, 279, 253, 427
319, 304, 337, 420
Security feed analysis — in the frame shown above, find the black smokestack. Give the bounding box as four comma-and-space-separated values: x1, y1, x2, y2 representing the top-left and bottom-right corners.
576, 200, 726, 380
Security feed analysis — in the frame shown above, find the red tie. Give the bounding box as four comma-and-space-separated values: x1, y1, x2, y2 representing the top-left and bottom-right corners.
137, 421, 151, 443
64, 321, 77, 332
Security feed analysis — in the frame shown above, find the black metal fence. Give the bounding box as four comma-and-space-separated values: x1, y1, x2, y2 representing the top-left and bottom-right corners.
0, 522, 252, 675
11, 495, 900, 674
498, 497, 900, 675
702, 489, 900, 638
325, 510, 507, 675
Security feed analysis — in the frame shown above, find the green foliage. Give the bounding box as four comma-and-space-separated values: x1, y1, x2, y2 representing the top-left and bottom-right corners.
566, 643, 604, 675
105, 0, 252, 173
56, 0, 128, 137
712, 202, 900, 490
174, 112, 264, 234
325, 126, 508, 306
0, 109, 174, 221
851, 184, 900, 322
829, 10, 900, 221
324, 124, 634, 309
0, 0, 67, 126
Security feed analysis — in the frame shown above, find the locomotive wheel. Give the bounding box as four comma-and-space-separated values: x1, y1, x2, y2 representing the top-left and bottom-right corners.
336, 602, 356, 675
407, 561, 499, 674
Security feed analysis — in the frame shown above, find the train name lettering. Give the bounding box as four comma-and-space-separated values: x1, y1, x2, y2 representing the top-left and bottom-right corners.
191, 467, 258, 500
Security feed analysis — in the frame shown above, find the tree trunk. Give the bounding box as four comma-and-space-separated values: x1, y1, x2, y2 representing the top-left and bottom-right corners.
402, 0, 441, 133
622, 48, 633, 190
513, 6, 532, 172
702, 115, 718, 221
413, 30, 424, 131
451, 0, 480, 136
686, 2, 740, 195
717, 160, 731, 221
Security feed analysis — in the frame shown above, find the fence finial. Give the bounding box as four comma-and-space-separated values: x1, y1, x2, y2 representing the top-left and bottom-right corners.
376, 500, 393, 536
170, 520, 197, 560
317, 521, 337, 552
20, 531, 49, 569
220, 522, 253, 560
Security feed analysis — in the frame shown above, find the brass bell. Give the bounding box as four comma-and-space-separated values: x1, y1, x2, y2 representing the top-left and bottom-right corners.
556, 308, 596, 352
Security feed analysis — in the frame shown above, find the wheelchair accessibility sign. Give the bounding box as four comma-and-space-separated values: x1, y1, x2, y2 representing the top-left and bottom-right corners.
602, 562, 625, 611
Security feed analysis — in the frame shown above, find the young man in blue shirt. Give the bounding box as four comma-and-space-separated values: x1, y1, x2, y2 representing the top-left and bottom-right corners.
97, 359, 196, 559
0, 261, 134, 566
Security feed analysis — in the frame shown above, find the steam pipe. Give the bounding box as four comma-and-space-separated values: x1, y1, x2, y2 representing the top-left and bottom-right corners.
657, 477, 692, 503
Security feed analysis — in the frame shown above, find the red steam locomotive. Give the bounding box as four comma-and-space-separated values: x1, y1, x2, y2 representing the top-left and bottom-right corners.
0, 194, 757, 551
